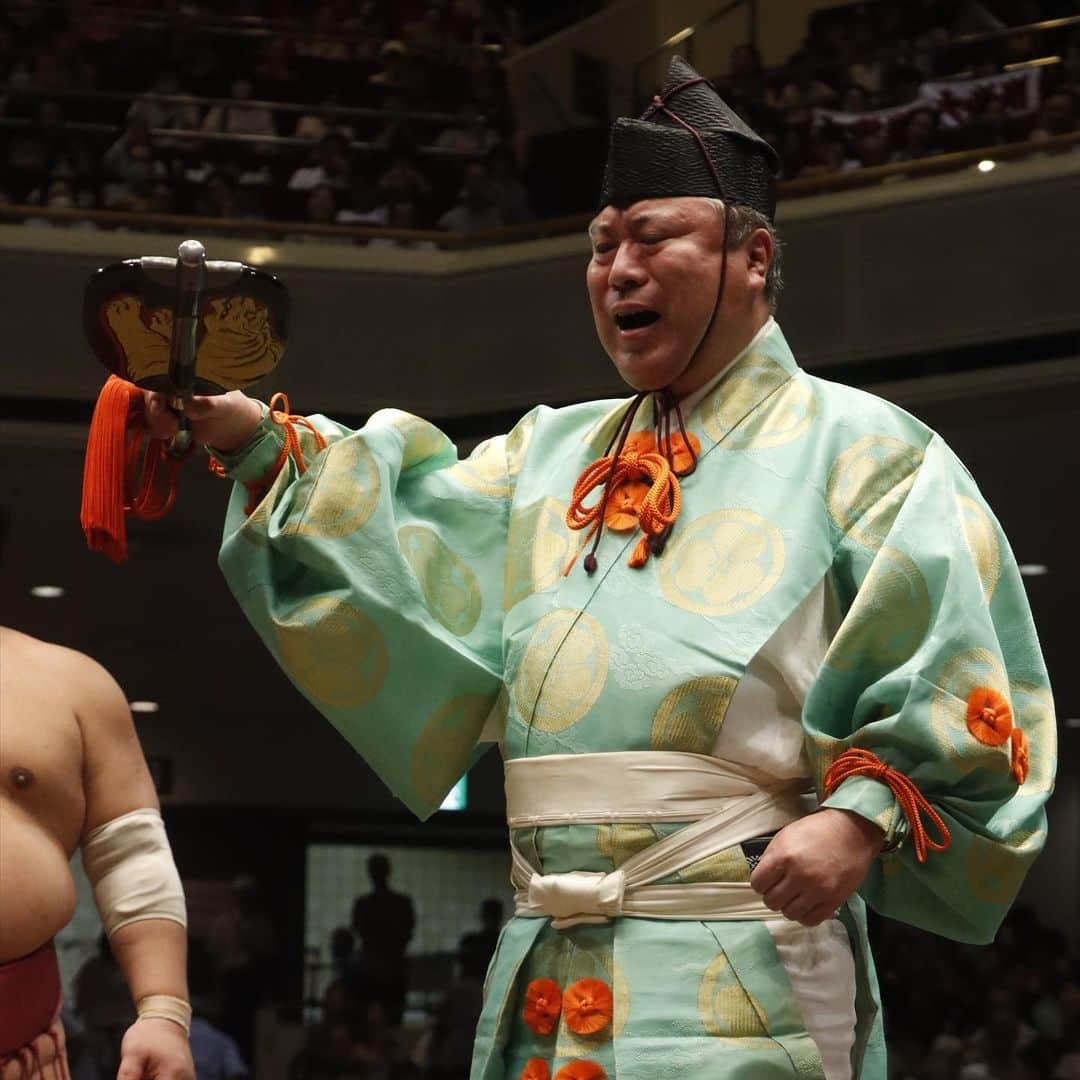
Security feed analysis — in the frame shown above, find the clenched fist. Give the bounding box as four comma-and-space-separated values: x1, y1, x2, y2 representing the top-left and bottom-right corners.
143, 390, 263, 454
750, 808, 885, 927
117, 1017, 194, 1080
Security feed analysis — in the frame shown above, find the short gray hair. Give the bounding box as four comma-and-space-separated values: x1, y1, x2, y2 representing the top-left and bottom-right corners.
707, 199, 783, 313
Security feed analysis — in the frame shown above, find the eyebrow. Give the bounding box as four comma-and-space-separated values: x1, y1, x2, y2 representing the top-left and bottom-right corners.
588, 209, 685, 240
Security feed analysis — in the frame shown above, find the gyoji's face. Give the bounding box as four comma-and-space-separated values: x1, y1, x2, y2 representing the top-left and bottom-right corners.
586, 197, 726, 392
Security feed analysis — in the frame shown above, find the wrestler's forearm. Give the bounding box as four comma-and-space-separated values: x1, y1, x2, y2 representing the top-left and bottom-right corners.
110, 917, 190, 1007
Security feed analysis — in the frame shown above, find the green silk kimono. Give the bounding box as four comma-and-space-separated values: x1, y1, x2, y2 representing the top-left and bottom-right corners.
215, 321, 1055, 1079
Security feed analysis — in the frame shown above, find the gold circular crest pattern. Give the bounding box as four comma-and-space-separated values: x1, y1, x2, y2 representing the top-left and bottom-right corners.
1009, 681, 1055, 796
378, 410, 451, 470
826, 436, 924, 549
957, 495, 1001, 604
702, 358, 815, 449
411, 693, 493, 808
824, 546, 931, 674
697, 951, 770, 1039
446, 414, 537, 498
504, 498, 571, 612
929, 648, 1011, 770
659, 509, 785, 617
294, 436, 381, 539
239, 457, 292, 547
966, 832, 1027, 906
445, 435, 510, 497
239, 426, 330, 548
505, 411, 538, 480
596, 823, 659, 870
513, 609, 609, 732
398, 525, 482, 637
274, 596, 388, 709
651, 676, 739, 754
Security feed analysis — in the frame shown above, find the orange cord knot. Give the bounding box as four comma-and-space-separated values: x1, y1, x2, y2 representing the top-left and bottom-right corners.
823, 747, 951, 864
210, 392, 327, 515
565, 430, 696, 575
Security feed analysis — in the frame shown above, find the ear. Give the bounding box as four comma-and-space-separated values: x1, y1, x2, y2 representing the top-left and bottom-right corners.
744, 227, 773, 294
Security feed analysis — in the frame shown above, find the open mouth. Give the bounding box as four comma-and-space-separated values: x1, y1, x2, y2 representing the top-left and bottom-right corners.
615, 310, 660, 331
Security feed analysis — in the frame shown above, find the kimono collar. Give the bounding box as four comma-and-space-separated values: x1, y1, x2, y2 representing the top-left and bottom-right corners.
673, 315, 778, 419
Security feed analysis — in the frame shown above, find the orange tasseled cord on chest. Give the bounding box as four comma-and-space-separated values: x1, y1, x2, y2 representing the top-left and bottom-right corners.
565, 389, 699, 576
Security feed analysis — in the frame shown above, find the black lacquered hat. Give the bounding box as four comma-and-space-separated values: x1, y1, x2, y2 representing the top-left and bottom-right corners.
598, 55, 781, 219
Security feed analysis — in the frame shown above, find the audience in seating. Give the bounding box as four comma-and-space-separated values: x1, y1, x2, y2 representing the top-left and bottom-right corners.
1, 2, 1077, 236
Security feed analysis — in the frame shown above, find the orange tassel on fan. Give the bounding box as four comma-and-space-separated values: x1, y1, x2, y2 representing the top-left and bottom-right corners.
80, 376, 188, 563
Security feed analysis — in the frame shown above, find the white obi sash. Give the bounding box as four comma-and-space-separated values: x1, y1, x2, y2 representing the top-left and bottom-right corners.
507, 751, 811, 930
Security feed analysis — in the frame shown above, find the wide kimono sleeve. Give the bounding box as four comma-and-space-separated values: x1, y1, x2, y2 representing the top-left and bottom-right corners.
804, 432, 1056, 944
215, 405, 535, 820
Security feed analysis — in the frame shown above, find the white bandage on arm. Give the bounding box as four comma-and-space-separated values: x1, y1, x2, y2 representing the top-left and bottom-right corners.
81, 808, 187, 937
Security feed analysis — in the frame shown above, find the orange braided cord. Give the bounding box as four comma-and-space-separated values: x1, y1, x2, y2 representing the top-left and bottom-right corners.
566, 449, 682, 569
210, 392, 328, 515
823, 748, 951, 864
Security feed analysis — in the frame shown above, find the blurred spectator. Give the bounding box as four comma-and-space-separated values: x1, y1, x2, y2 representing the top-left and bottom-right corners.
488, 145, 532, 224
148, 180, 177, 216
369, 40, 412, 101
367, 199, 438, 250
350, 1000, 418, 1078
306, 184, 339, 226
188, 939, 249, 1080
426, 944, 483, 1080
1031, 92, 1078, 140
41, 177, 75, 209
963, 986, 1039, 1076
378, 149, 433, 205
253, 36, 299, 101
208, 876, 278, 1064
856, 131, 893, 168
195, 172, 239, 218
2, 0, 1077, 236
458, 898, 504, 981
73, 933, 135, 1080
963, 96, 1013, 148
848, 17, 885, 95
292, 185, 361, 243
796, 136, 850, 178
890, 64, 927, 107
1063, 40, 1080, 95
766, 59, 837, 126
351, 854, 415, 1027
292, 980, 364, 1080
403, 3, 453, 56
4, 101, 84, 203
438, 159, 504, 230
728, 43, 765, 96
202, 78, 276, 138
892, 107, 945, 161
302, 2, 351, 63
841, 84, 870, 114
336, 171, 390, 225
102, 108, 166, 210
294, 94, 356, 142
37, 100, 93, 177
288, 133, 352, 192
436, 103, 499, 154
133, 70, 200, 133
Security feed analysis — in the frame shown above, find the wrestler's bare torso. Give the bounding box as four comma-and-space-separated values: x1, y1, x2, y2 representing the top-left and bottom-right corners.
0, 627, 157, 963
